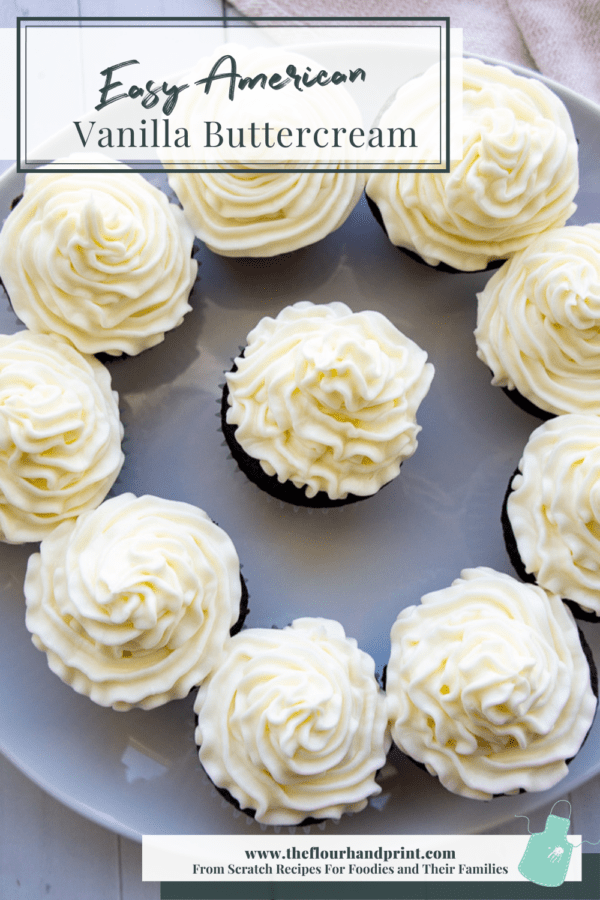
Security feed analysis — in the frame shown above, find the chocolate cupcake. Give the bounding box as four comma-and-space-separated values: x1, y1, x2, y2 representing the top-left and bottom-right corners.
159, 45, 365, 259
476, 224, 600, 418
222, 301, 434, 506
194, 617, 391, 826
24, 493, 247, 711
385, 567, 597, 800
0, 154, 197, 357
503, 415, 600, 620
366, 58, 578, 272
0, 330, 124, 543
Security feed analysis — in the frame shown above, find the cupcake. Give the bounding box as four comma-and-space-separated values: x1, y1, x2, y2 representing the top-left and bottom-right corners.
222, 301, 434, 506
476, 224, 600, 418
24, 493, 246, 711
503, 415, 600, 619
366, 58, 578, 272
159, 45, 365, 257
386, 567, 597, 800
194, 617, 390, 825
0, 331, 123, 543
0, 154, 197, 356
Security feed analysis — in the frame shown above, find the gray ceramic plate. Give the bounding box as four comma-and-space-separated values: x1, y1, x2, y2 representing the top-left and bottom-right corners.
1, 46, 599, 841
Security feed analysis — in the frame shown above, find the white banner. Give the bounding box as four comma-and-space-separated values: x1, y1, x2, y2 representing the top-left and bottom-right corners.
142, 834, 582, 883
14, 19, 462, 172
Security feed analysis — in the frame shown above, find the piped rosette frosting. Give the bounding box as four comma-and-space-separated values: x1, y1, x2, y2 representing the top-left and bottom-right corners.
0, 331, 123, 543
476, 224, 600, 416
366, 58, 578, 270
160, 45, 365, 257
24, 493, 243, 710
194, 617, 390, 825
0, 154, 197, 356
225, 301, 434, 500
386, 567, 596, 800
507, 415, 600, 616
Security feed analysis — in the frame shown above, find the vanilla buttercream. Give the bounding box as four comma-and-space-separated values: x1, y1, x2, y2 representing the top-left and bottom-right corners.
225, 301, 434, 500
0, 331, 123, 543
194, 617, 390, 825
507, 416, 600, 616
386, 567, 596, 800
160, 45, 365, 257
366, 58, 578, 271
476, 224, 600, 415
24, 493, 242, 710
0, 155, 197, 356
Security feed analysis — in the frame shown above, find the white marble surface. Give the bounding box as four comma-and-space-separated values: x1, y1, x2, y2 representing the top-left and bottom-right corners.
1, 1, 600, 898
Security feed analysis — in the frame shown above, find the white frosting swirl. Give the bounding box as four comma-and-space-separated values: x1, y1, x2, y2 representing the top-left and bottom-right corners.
386, 567, 596, 800
508, 416, 600, 616
194, 617, 390, 825
160, 46, 365, 257
24, 493, 242, 710
0, 154, 197, 356
366, 58, 578, 270
476, 224, 600, 415
226, 302, 434, 500
0, 331, 123, 543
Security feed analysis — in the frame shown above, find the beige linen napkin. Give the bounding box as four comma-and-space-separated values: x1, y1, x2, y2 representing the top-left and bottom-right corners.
227, 0, 600, 103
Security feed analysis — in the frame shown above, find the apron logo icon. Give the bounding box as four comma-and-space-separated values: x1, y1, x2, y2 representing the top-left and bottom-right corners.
517, 800, 574, 888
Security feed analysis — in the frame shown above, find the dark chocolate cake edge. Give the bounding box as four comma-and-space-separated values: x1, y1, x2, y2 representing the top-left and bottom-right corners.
365, 193, 505, 275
